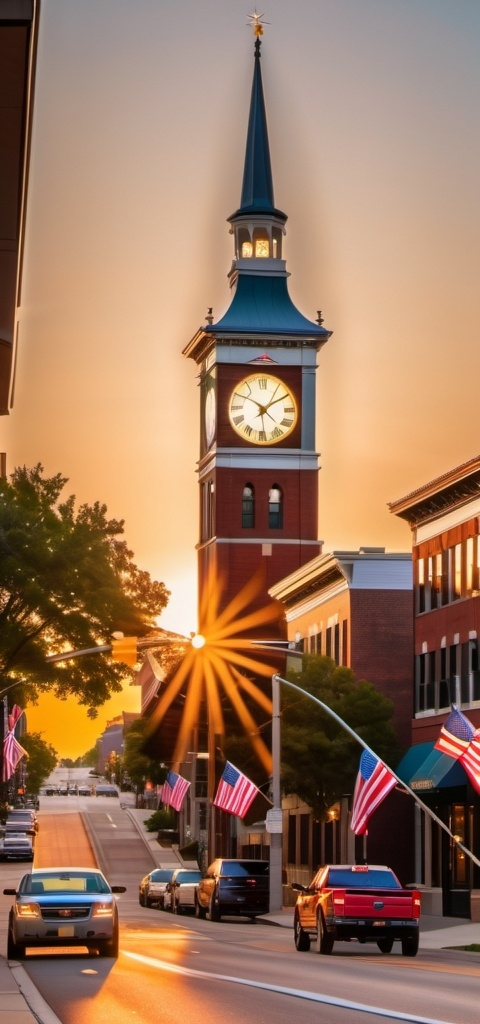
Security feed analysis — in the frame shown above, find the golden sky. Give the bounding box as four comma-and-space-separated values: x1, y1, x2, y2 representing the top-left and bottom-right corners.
4, 1, 480, 756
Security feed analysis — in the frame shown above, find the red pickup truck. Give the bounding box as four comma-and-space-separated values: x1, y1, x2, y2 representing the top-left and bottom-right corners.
292, 864, 421, 957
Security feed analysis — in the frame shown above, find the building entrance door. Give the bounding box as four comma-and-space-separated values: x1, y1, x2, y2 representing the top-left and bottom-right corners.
442, 803, 471, 918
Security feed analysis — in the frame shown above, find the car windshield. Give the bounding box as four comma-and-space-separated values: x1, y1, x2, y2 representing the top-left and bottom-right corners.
150, 870, 174, 882
220, 861, 269, 876
21, 872, 111, 894
325, 869, 401, 889
175, 872, 202, 884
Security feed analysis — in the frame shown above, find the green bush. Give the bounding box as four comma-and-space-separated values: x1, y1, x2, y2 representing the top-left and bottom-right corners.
144, 809, 174, 833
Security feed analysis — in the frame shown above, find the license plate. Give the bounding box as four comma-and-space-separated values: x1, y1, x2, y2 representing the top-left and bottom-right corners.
58, 925, 75, 937
373, 920, 386, 927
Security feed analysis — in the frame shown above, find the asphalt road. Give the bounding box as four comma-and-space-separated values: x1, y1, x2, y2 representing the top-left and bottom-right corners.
1, 794, 479, 1024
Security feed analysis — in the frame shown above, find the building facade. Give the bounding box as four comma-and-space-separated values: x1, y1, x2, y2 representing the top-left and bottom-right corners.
391, 455, 480, 919
0, 0, 39, 423
267, 547, 415, 887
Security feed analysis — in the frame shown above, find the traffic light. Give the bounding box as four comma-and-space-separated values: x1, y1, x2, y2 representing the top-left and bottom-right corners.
110, 636, 138, 667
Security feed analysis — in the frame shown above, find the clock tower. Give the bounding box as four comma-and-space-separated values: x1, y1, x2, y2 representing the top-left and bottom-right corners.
183, 33, 331, 627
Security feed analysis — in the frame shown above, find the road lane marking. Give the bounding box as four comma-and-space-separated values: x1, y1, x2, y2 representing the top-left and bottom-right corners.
123, 950, 457, 1023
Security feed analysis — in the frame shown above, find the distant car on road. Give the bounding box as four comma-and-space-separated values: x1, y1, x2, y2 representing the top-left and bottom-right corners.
164, 869, 203, 914
195, 859, 270, 921
77, 786, 92, 796
138, 868, 175, 909
4, 868, 126, 959
0, 832, 34, 862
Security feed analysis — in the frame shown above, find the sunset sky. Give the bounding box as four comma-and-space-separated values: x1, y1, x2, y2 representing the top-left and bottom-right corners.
3, 0, 480, 757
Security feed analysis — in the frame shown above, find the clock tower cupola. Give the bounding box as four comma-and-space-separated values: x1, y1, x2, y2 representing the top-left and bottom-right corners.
183, 27, 332, 620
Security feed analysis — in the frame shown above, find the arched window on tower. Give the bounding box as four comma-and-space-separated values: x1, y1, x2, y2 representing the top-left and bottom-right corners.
253, 228, 270, 258
268, 484, 283, 529
238, 228, 252, 258
242, 484, 255, 528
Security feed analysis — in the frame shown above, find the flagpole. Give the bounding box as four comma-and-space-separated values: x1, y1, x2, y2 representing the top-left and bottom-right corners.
274, 674, 480, 872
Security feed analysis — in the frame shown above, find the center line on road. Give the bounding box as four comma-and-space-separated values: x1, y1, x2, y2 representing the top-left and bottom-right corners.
123, 950, 457, 1023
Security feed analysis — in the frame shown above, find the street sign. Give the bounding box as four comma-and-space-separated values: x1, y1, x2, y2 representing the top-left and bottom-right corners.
265, 809, 283, 833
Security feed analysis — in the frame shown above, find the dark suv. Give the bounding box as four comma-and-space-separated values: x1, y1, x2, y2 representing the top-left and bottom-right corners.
195, 859, 269, 921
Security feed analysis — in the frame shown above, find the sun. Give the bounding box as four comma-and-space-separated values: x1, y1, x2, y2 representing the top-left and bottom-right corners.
145, 565, 282, 774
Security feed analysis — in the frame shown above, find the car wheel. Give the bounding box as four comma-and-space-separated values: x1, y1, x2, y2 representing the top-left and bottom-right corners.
377, 937, 394, 954
294, 912, 310, 952
98, 924, 119, 958
208, 895, 221, 922
315, 910, 334, 955
401, 933, 419, 957
139, 893, 145, 906
195, 898, 207, 920
7, 925, 25, 961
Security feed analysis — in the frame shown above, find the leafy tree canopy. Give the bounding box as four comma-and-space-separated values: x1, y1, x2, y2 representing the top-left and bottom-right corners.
123, 718, 168, 790
0, 464, 170, 711
281, 655, 400, 821
21, 732, 58, 795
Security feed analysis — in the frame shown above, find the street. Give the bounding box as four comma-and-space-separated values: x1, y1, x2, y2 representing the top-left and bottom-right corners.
1, 780, 479, 1024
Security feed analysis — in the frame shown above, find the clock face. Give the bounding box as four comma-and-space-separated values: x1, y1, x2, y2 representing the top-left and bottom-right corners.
229, 373, 298, 445
205, 384, 216, 448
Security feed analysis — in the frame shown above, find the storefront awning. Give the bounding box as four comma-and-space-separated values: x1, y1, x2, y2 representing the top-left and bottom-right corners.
395, 740, 467, 792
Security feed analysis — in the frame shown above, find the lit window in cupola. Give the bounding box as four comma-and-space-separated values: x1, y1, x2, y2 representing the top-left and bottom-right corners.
242, 241, 253, 257
255, 239, 269, 257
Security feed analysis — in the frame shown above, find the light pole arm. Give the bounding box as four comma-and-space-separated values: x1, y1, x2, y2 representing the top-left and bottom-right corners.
274, 673, 480, 872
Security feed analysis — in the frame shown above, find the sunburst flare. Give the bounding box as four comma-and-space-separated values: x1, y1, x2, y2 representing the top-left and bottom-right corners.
146, 566, 282, 774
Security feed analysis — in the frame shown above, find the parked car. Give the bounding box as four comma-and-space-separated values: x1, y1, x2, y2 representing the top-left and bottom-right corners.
4, 819, 36, 839
164, 869, 203, 914
138, 868, 175, 909
195, 859, 270, 921
0, 832, 34, 862
77, 786, 92, 796
3, 867, 126, 959
7, 809, 38, 831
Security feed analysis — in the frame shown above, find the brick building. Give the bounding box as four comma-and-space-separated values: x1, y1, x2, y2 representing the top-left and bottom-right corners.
390, 455, 480, 918
266, 547, 415, 886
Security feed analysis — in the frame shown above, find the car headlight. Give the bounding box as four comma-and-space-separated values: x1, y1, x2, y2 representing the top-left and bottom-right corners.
92, 902, 114, 917
17, 902, 41, 918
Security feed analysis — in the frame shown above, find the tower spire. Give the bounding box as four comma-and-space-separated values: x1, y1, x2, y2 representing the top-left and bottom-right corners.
239, 36, 275, 214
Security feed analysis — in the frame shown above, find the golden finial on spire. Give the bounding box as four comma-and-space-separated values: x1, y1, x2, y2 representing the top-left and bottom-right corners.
248, 10, 269, 37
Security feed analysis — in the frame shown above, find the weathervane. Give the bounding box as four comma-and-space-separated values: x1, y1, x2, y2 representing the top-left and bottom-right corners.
248, 9, 269, 37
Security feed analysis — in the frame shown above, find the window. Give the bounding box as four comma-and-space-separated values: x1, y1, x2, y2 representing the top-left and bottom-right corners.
452, 544, 462, 601
334, 623, 340, 664
242, 484, 255, 528
417, 558, 426, 613
201, 479, 215, 542
268, 484, 283, 529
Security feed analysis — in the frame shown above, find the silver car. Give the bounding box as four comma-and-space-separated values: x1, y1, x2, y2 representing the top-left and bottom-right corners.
165, 869, 203, 914
4, 867, 126, 959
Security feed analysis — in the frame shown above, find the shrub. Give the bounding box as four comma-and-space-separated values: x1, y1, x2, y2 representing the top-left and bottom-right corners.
144, 809, 174, 832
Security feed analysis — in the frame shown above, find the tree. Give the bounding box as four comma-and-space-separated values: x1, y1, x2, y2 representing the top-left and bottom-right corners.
0, 464, 170, 711
20, 732, 58, 795
80, 741, 101, 769
123, 718, 167, 793
280, 655, 400, 821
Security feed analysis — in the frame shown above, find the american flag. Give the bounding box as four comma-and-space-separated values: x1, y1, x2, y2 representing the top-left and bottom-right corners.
213, 762, 259, 819
350, 750, 397, 836
460, 733, 480, 795
160, 770, 190, 811
2, 705, 28, 782
434, 705, 475, 759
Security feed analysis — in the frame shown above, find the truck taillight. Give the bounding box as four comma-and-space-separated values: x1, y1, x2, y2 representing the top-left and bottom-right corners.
412, 891, 421, 918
